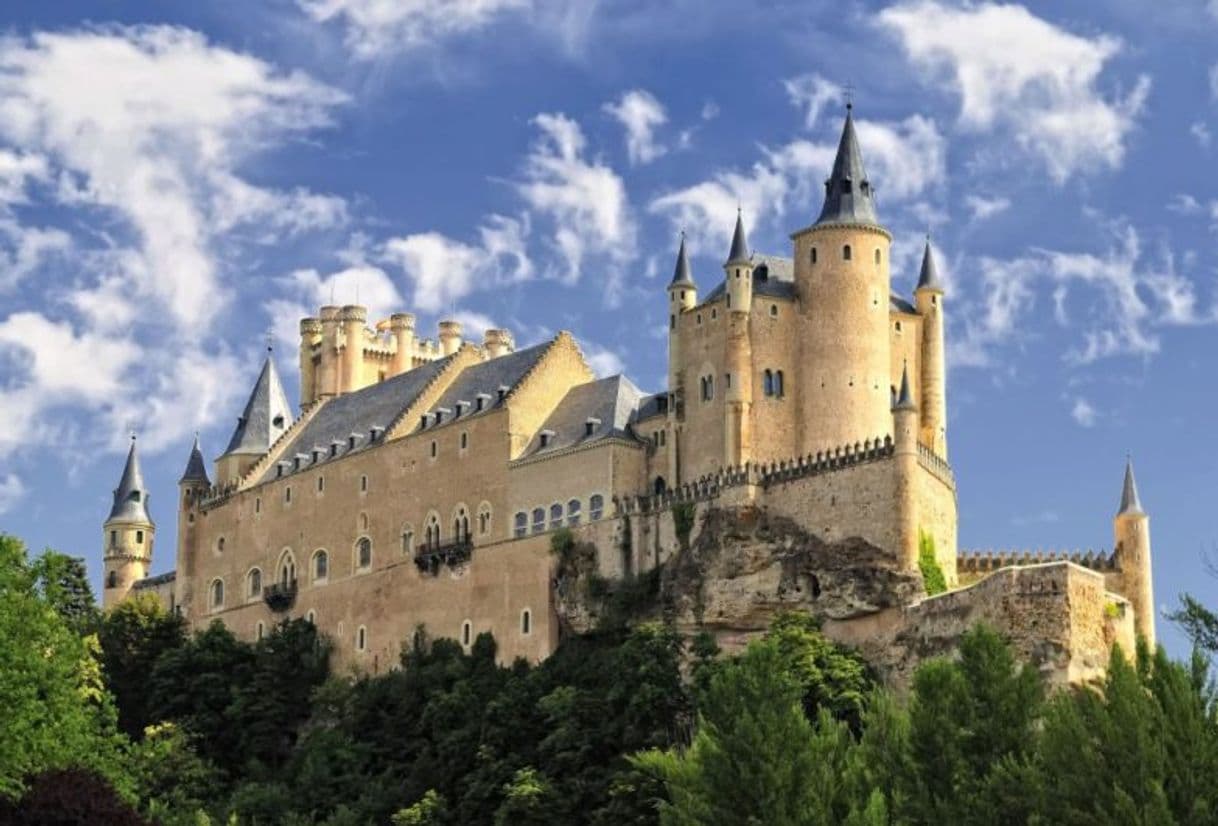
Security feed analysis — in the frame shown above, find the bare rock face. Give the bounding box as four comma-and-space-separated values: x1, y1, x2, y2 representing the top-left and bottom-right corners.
662, 506, 923, 635
552, 506, 923, 641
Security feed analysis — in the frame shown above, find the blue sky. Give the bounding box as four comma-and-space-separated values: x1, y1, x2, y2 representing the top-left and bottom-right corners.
0, 0, 1215, 657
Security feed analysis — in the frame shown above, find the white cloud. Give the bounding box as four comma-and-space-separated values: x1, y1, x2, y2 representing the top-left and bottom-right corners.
650, 115, 945, 254
383, 213, 532, 312
0, 26, 347, 329
580, 340, 625, 378
954, 220, 1210, 368
783, 74, 842, 129
1167, 194, 1203, 215
0, 473, 24, 515
1071, 397, 1097, 427
879, 1, 1149, 182
701, 101, 719, 121
515, 112, 635, 294
965, 194, 1011, 221
299, 0, 527, 58
603, 89, 668, 165
1192, 121, 1213, 150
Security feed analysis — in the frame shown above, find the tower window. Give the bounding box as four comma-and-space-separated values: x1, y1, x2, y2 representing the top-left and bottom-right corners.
430, 441, 437, 458
356, 625, 367, 652
109, 530, 116, 547
567, 499, 581, 527
360, 475, 368, 492
521, 609, 532, 635
843, 245, 852, 261
810, 247, 817, 264
248, 568, 262, 597
317, 476, 324, 493
670, 314, 676, 330
210, 579, 224, 610
775, 371, 785, 398
711, 308, 717, 320
460, 432, 468, 449
255, 497, 261, 514
135, 530, 143, 544
550, 503, 563, 530
696, 313, 702, 325
313, 550, 328, 581
401, 527, 414, 555
874, 249, 881, 265
770, 304, 778, 317
356, 537, 372, 570
106, 570, 118, 589
256, 622, 265, 641
462, 620, 472, 648
514, 511, 528, 538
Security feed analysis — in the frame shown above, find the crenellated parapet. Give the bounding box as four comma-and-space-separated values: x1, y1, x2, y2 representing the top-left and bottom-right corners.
958, 548, 1117, 577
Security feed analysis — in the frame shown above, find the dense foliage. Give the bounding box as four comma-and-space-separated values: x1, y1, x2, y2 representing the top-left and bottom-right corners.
2, 529, 1218, 825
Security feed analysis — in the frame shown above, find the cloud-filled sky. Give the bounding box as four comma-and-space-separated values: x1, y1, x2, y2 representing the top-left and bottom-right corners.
1, 0, 1215, 655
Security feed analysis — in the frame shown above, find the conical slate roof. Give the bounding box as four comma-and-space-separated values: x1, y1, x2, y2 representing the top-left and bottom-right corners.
1118, 458, 1144, 516
725, 209, 750, 264
179, 435, 210, 485
108, 438, 153, 524
670, 234, 695, 287
222, 350, 294, 457
893, 363, 916, 411
916, 238, 943, 291
816, 105, 881, 228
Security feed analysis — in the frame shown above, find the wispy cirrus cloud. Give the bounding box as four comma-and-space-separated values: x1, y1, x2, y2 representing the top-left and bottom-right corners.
603, 89, 668, 165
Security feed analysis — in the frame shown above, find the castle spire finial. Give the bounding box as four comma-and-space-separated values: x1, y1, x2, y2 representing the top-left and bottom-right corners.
815, 104, 880, 228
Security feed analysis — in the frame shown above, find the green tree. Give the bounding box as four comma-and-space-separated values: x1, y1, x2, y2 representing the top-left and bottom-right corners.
392, 790, 448, 825
762, 612, 872, 729
31, 550, 99, 636
1169, 593, 1218, 656
632, 640, 827, 826
494, 767, 561, 826
99, 592, 186, 739
127, 722, 220, 825
0, 534, 126, 799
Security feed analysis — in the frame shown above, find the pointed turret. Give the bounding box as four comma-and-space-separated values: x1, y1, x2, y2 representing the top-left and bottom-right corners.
725, 208, 750, 264
893, 363, 916, 411
670, 233, 695, 288
1117, 458, 1144, 516
108, 437, 152, 524
222, 349, 293, 458
916, 237, 943, 292
179, 435, 210, 486
815, 104, 880, 227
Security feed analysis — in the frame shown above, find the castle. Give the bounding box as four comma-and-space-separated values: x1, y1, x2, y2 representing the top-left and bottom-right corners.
101, 107, 1155, 685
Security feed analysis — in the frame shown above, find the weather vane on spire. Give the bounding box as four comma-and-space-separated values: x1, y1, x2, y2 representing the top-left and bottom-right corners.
844, 81, 856, 110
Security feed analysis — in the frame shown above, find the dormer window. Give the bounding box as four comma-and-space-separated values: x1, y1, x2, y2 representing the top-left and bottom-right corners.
348, 434, 358, 450
312, 448, 323, 463
369, 426, 382, 442
497, 385, 509, 402
584, 417, 601, 437
455, 401, 469, 418
330, 441, 341, 457
272, 415, 285, 429
841, 177, 852, 193
420, 414, 428, 429
475, 393, 491, 411
293, 455, 303, 471
539, 430, 556, 448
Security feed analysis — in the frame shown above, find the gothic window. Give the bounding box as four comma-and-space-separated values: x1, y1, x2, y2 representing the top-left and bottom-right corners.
356, 537, 372, 570
210, 579, 224, 610
313, 550, 328, 581
514, 512, 528, 539
106, 570, 118, 588
521, 609, 532, 635
477, 502, 492, 536
247, 568, 262, 597
453, 505, 470, 543
843, 244, 852, 261
532, 507, 545, 534
278, 550, 296, 587
590, 494, 604, 521
425, 512, 441, 548
217, 536, 225, 553
654, 476, 667, 495
567, 499, 581, 527
401, 525, 415, 555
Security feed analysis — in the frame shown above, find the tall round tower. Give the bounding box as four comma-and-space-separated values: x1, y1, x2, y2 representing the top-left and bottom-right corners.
793, 105, 892, 453
175, 435, 210, 619
914, 238, 947, 457
723, 211, 754, 468
667, 233, 696, 484
1114, 459, 1155, 646
102, 437, 155, 611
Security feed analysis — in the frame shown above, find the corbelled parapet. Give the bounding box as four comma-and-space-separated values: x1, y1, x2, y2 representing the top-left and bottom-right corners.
389, 312, 415, 331
300, 317, 322, 335
338, 304, 367, 323
483, 328, 513, 358
438, 320, 463, 356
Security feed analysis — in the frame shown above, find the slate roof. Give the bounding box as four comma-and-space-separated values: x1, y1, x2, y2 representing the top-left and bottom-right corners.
1118, 459, 1144, 516
726, 210, 750, 264
670, 234, 695, 287
816, 106, 881, 228
258, 355, 453, 483
222, 352, 294, 457
916, 239, 943, 292
423, 342, 551, 424
179, 436, 210, 485
521, 375, 647, 459
893, 363, 915, 411
133, 571, 176, 589
108, 439, 153, 524
635, 392, 666, 422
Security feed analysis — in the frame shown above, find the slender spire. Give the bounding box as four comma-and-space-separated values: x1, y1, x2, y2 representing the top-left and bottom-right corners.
893, 363, 916, 411
725, 208, 750, 265
669, 232, 695, 287
221, 351, 294, 457
916, 236, 943, 292
179, 434, 210, 486
1117, 457, 1144, 516
108, 436, 153, 524
815, 104, 880, 227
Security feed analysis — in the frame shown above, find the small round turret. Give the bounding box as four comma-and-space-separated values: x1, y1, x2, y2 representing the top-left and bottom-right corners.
724, 209, 753, 314
102, 436, 155, 611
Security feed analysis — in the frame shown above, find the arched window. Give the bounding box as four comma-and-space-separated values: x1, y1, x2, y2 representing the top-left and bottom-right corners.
247, 568, 262, 598
355, 537, 372, 570
106, 570, 118, 588
462, 620, 472, 648
401, 524, 415, 555
549, 503, 563, 530
566, 499, 581, 527
590, 494, 605, 521
531, 507, 545, 534
356, 626, 367, 652
811, 246, 818, 264
210, 578, 224, 610
216, 536, 225, 554
478, 502, 492, 536
514, 512, 528, 538
874, 248, 881, 265
425, 512, 441, 548
843, 244, 852, 261
278, 550, 296, 587
312, 550, 328, 581
521, 609, 532, 635
764, 369, 774, 397
453, 505, 470, 543
775, 370, 785, 398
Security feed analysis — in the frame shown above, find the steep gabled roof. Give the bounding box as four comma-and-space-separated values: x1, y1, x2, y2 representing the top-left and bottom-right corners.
815, 105, 881, 228
916, 238, 943, 292
670, 234, 695, 288
725, 209, 750, 264
222, 351, 294, 457
522, 375, 647, 459
108, 438, 153, 524
179, 435, 210, 485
